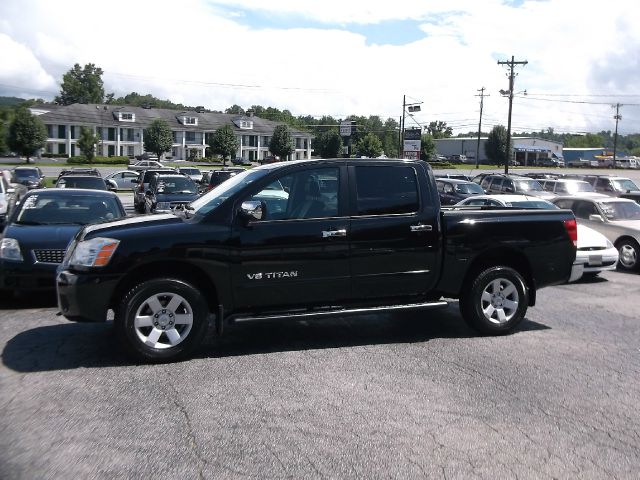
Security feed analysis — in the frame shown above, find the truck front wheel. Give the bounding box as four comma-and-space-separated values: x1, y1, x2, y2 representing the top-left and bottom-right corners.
116, 278, 209, 362
460, 266, 528, 335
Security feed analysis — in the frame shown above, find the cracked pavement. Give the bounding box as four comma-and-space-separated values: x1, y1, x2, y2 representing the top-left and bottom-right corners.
1, 270, 639, 479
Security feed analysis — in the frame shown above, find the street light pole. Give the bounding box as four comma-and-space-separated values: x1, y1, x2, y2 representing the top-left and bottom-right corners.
475, 87, 488, 169
613, 103, 622, 168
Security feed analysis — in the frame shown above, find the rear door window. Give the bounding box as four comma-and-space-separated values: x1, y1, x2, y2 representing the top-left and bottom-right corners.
354, 165, 419, 216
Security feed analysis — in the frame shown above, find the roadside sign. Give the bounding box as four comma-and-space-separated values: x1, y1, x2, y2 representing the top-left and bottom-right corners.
403, 128, 422, 140
402, 151, 420, 160
340, 121, 352, 137
403, 140, 421, 152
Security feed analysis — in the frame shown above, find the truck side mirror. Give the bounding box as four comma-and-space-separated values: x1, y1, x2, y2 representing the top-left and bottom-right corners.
240, 200, 266, 221
588, 214, 604, 222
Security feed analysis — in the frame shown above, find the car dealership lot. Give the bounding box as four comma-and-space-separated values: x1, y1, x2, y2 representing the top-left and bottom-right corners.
1, 271, 639, 478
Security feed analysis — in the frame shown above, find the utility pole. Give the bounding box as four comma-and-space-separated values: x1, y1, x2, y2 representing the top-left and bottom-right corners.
400, 95, 406, 157
498, 56, 528, 174
613, 103, 622, 168
475, 87, 489, 169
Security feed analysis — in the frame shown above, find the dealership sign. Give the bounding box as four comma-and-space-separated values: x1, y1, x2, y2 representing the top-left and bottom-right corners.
403, 128, 422, 158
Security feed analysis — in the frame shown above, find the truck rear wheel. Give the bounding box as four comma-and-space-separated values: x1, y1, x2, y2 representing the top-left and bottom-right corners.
460, 266, 528, 335
115, 278, 209, 362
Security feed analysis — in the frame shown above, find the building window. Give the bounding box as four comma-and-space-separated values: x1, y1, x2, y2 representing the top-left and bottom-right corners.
119, 112, 135, 122
46, 125, 54, 138
127, 146, 134, 157
58, 125, 66, 139
70, 126, 76, 139
185, 131, 196, 143
107, 128, 115, 141
58, 143, 66, 155
184, 116, 197, 125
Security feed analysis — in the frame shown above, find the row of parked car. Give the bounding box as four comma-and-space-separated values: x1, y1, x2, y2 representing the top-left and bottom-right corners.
435, 171, 640, 276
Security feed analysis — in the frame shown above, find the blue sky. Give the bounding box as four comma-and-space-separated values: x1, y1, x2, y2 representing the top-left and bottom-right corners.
1, 0, 639, 135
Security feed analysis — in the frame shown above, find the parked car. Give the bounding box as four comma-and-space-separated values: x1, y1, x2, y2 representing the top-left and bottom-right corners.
202, 168, 244, 192
132, 168, 177, 213
565, 158, 591, 168
0, 189, 126, 295
453, 194, 559, 209
434, 173, 472, 181
57, 167, 101, 179
436, 178, 484, 205
176, 167, 204, 183
535, 157, 564, 168
1, 175, 18, 230
128, 160, 164, 171
539, 179, 601, 197
553, 195, 640, 272
56, 158, 578, 362
2, 170, 28, 204
105, 170, 141, 190
580, 175, 640, 203
56, 174, 116, 191
480, 174, 555, 200
232, 157, 252, 166
11, 166, 45, 190
144, 173, 199, 213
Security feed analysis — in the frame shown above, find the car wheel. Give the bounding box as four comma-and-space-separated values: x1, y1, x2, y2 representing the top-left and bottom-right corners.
616, 239, 640, 272
115, 278, 209, 362
460, 266, 528, 335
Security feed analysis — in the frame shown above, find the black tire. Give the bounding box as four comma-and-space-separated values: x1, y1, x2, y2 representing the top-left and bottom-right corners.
115, 278, 209, 363
616, 238, 640, 272
460, 266, 529, 335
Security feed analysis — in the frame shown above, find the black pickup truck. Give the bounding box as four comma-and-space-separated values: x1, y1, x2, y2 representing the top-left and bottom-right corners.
56, 159, 579, 362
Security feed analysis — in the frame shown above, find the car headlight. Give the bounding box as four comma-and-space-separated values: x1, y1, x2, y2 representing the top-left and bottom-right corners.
156, 202, 170, 210
606, 238, 614, 249
68, 237, 120, 268
0, 238, 23, 261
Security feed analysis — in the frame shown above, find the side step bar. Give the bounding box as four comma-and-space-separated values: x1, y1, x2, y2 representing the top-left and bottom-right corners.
228, 300, 449, 324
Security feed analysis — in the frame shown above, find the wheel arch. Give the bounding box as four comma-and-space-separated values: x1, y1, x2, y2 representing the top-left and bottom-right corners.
109, 261, 219, 314
461, 248, 535, 306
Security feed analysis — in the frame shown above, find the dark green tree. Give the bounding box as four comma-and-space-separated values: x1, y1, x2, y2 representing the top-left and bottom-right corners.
77, 126, 100, 162
355, 133, 383, 158
144, 119, 173, 160
269, 125, 294, 160
7, 108, 47, 163
420, 134, 436, 161
225, 104, 245, 115
426, 121, 453, 139
313, 130, 343, 158
485, 125, 510, 166
55, 63, 107, 105
210, 125, 239, 166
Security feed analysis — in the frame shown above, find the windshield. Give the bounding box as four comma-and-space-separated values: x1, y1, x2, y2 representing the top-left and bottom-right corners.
612, 179, 640, 192
156, 177, 198, 194
180, 168, 200, 175
598, 201, 640, 220
563, 181, 594, 193
57, 177, 106, 190
515, 179, 543, 192
14, 169, 39, 180
16, 193, 123, 225
191, 169, 269, 215
455, 183, 484, 194
510, 200, 558, 209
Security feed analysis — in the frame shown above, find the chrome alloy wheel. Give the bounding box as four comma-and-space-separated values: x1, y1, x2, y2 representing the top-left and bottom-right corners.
619, 244, 638, 269
133, 292, 194, 349
480, 278, 519, 325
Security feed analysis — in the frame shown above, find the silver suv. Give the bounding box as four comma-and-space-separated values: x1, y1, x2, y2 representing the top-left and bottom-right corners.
479, 174, 555, 199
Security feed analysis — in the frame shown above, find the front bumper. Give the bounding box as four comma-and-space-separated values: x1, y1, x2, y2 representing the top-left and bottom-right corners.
56, 270, 121, 322
0, 260, 58, 292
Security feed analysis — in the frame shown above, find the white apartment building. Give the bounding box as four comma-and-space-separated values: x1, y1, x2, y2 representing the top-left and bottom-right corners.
29, 104, 313, 161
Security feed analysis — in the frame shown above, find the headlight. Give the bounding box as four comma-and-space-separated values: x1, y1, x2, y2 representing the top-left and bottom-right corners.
68, 237, 120, 268
0, 238, 23, 261
156, 202, 170, 210
606, 239, 614, 249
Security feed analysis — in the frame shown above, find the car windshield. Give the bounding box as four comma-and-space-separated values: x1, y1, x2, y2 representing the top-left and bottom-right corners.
598, 201, 640, 220
509, 200, 558, 209
15, 193, 123, 225
455, 183, 484, 194
191, 169, 269, 216
14, 169, 39, 180
156, 177, 198, 194
181, 168, 200, 175
612, 179, 640, 192
515, 179, 543, 191
57, 177, 106, 190
563, 181, 594, 193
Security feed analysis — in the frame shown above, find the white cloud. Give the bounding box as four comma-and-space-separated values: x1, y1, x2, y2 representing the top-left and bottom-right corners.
0, 33, 58, 97
0, 0, 638, 135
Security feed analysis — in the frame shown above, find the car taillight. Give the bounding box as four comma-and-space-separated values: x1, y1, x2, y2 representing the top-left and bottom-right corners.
564, 218, 577, 247
138, 183, 144, 192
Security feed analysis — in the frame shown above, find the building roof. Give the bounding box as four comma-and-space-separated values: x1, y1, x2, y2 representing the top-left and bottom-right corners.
30, 103, 310, 137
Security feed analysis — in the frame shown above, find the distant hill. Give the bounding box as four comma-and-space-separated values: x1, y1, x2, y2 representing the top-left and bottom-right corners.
0, 96, 28, 107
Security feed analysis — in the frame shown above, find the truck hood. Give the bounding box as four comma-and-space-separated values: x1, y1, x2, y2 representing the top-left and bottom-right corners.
81, 213, 181, 238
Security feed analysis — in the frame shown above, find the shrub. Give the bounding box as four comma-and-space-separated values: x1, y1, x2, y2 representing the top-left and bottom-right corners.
66, 156, 130, 165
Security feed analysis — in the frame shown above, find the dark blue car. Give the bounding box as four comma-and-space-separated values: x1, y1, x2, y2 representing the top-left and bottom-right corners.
0, 189, 126, 295
144, 173, 199, 213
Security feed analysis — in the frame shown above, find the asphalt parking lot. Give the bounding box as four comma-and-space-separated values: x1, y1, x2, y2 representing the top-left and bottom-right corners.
1, 270, 639, 478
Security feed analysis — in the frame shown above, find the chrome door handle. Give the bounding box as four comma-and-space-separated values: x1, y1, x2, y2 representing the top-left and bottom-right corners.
322, 229, 347, 238
410, 224, 432, 232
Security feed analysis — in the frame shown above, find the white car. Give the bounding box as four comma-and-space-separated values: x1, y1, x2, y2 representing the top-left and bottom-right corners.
453, 194, 558, 209
573, 224, 619, 279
